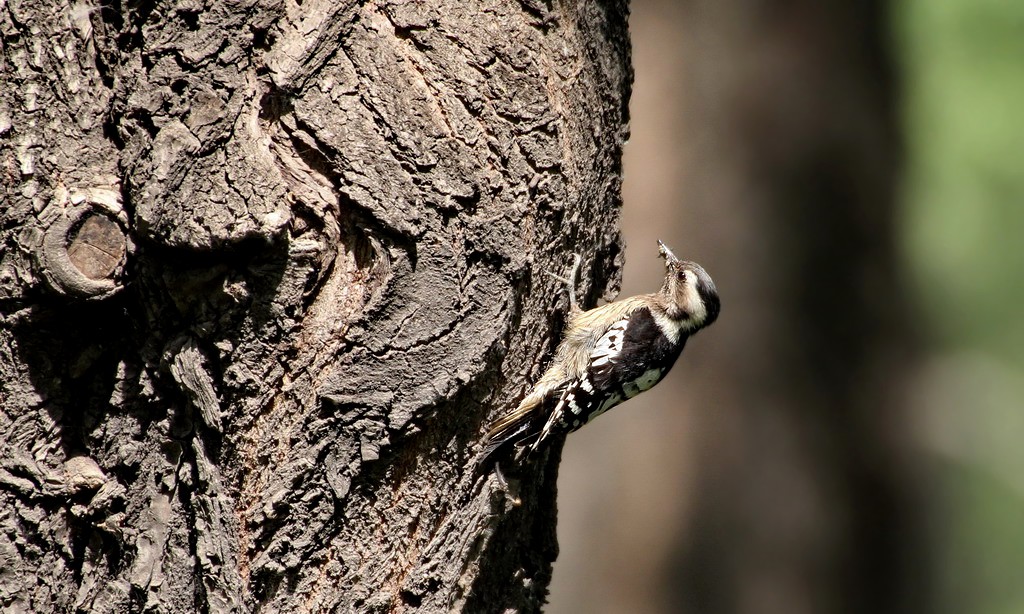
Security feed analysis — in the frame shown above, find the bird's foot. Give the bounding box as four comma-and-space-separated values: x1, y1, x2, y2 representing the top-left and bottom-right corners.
493, 462, 522, 507
546, 253, 582, 313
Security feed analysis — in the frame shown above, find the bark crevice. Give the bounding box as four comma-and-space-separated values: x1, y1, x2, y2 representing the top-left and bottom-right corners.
1, 0, 630, 611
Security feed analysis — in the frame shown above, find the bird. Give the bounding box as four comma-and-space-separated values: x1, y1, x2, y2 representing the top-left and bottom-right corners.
480, 241, 720, 465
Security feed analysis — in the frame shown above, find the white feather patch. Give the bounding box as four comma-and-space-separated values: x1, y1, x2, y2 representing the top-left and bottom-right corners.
591, 318, 629, 367
650, 309, 683, 344
680, 271, 708, 329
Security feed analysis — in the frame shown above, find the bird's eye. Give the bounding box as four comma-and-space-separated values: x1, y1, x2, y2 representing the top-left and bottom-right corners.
676, 271, 687, 282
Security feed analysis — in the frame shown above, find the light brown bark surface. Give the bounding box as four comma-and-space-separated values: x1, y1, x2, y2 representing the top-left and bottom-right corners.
0, 1, 631, 611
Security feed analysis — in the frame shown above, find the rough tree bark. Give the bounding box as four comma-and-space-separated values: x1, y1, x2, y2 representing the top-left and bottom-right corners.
0, 1, 631, 612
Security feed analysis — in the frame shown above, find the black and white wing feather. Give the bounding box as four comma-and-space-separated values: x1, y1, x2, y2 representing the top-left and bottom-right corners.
532, 307, 687, 450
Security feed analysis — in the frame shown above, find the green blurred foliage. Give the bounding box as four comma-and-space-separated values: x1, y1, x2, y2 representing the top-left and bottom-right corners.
896, 1, 1024, 613
942, 461, 1024, 614
920, 355, 1024, 614
899, 0, 1024, 362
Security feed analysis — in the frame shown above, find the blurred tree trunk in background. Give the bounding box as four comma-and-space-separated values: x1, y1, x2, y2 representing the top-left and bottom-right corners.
547, 0, 934, 612
0, 1, 629, 612
664, 2, 931, 614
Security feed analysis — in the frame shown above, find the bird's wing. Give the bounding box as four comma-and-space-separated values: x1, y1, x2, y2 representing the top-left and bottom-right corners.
480, 297, 649, 462
587, 316, 631, 391
529, 383, 579, 453
529, 314, 636, 449
589, 306, 688, 398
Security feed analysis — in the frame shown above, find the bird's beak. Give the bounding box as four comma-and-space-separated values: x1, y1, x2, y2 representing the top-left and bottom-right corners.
657, 240, 680, 265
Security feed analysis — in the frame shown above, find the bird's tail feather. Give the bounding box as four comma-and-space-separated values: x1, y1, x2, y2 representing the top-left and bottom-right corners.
478, 395, 544, 466
478, 421, 539, 466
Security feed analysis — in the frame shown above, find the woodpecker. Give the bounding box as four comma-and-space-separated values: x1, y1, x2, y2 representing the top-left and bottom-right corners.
481, 241, 720, 464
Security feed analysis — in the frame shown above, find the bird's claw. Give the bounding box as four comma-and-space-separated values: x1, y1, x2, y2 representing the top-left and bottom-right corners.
545, 253, 582, 311
493, 462, 522, 507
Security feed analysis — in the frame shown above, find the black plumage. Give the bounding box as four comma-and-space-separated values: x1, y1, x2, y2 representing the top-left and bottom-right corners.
480, 241, 719, 464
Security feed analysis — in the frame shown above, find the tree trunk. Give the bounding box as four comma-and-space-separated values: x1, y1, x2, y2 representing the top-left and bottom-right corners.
0, 1, 631, 612
659, 2, 931, 614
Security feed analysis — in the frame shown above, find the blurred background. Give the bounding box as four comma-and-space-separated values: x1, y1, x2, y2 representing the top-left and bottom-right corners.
549, 1, 1024, 614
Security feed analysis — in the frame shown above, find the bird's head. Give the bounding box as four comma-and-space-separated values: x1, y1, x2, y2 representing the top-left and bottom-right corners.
658, 240, 720, 330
